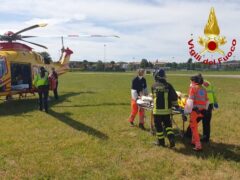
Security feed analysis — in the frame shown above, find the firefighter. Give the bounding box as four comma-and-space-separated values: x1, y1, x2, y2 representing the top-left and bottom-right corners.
184, 75, 208, 151
201, 76, 218, 142
33, 67, 49, 113
152, 69, 178, 147
128, 69, 148, 130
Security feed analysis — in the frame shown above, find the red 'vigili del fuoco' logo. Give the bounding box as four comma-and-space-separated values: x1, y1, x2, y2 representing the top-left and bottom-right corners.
188, 7, 237, 65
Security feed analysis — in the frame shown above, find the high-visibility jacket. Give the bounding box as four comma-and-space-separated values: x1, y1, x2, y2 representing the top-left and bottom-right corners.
33, 72, 49, 88
188, 83, 208, 110
203, 80, 217, 104
151, 80, 178, 115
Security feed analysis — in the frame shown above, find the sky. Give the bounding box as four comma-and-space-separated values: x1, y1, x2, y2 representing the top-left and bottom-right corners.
0, 0, 240, 62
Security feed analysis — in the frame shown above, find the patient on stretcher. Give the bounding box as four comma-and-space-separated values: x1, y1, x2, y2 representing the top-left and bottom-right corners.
136, 92, 187, 113
12, 74, 29, 90
136, 95, 153, 108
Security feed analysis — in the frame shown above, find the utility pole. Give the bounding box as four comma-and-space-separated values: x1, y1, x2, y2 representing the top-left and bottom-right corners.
104, 44, 106, 62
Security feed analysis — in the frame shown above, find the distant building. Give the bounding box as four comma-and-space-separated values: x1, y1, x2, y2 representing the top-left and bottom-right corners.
153, 60, 167, 68
69, 61, 83, 68
117, 62, 128, 70
129, 62, 141, 70
221, 60, 240, 69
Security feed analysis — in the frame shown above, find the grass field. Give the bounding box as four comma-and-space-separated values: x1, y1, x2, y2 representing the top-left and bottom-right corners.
166, 70, 240, 75
0, 72, 239, 179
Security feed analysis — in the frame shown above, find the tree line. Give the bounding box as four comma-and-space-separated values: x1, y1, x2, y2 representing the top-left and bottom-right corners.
39, 51, 240, 71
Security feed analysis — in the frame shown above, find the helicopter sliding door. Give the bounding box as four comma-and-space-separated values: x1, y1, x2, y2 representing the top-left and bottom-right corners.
10, 63, 32, 91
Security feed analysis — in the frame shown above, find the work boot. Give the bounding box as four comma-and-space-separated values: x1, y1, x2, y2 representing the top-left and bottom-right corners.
167, 134, 175, 148
139, 123, 145, 130
130, 122, 134, 127
193, 142, 202, 151
169, 138, 175, 148
154, 139, 165, 147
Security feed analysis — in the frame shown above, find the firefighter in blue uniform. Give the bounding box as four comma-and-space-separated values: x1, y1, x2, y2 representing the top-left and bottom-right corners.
152, 69, 178, 147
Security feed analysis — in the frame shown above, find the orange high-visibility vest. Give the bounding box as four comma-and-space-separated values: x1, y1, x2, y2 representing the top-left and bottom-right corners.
188, 84, 208, 109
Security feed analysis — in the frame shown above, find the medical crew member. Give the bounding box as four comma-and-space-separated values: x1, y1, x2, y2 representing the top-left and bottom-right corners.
201, 78, 218, 142
128, 69, 148, 130
184, 75, 208, 151
50, 67, 59, 100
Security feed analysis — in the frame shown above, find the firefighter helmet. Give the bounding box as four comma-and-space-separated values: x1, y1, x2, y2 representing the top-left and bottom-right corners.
154, 69, 166, 81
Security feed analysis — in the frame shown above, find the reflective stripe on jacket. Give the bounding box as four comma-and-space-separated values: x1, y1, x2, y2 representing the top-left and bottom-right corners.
152, 80, 178, 115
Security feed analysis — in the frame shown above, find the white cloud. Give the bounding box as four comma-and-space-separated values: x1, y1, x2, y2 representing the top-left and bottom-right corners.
0, 0, 240, 62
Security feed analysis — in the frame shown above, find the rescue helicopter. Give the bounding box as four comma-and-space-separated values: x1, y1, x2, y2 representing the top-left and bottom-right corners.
0, 23, 119, 99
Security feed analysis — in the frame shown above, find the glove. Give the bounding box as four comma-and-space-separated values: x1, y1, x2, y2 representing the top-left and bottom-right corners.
214, 103, 219, 109
182, 114, 188, 122
179, 108, 184, 114
174, 105, 180, 110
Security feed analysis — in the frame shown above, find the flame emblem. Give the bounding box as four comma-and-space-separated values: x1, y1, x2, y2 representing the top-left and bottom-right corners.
198, 7, 226, 55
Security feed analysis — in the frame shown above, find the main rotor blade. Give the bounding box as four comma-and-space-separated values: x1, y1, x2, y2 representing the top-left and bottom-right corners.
14, 23, 47, 36
21, 35, 38, 38
90, 35, 120, 38
20, 39, 48, 49
67, 34, 120, 38
19, 34, 120, 38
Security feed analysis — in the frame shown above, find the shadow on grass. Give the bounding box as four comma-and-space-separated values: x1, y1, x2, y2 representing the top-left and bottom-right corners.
0, 91, 94, 115
174, 136, 240, 163
0, 91, 108, 139
48, 110, 108, 140
54, 102, 129, 108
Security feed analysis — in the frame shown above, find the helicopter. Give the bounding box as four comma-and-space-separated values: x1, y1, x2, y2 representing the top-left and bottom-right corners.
0, 23, 75, 100
0, 23, 119, 100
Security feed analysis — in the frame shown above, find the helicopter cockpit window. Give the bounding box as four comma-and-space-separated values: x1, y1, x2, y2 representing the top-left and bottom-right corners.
0, 58, 7, 78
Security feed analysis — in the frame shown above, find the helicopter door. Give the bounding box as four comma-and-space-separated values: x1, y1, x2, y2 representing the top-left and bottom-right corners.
10, 63, 32, 91
0, 58, 8, 92
0, 58, 7, 78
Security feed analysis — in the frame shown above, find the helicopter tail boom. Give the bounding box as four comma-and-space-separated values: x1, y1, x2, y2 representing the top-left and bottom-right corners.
53, 47, 73, 75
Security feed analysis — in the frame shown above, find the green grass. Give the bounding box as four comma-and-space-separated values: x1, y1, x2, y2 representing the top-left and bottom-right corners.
166, 70, 240, 75
0, 72, 239, 179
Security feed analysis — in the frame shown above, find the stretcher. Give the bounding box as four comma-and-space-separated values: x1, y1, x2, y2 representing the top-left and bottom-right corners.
136, 95, 187, 137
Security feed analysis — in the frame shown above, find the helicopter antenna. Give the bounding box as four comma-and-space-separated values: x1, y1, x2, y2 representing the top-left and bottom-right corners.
61, 36, 65, 48
61, 36, 65, 52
